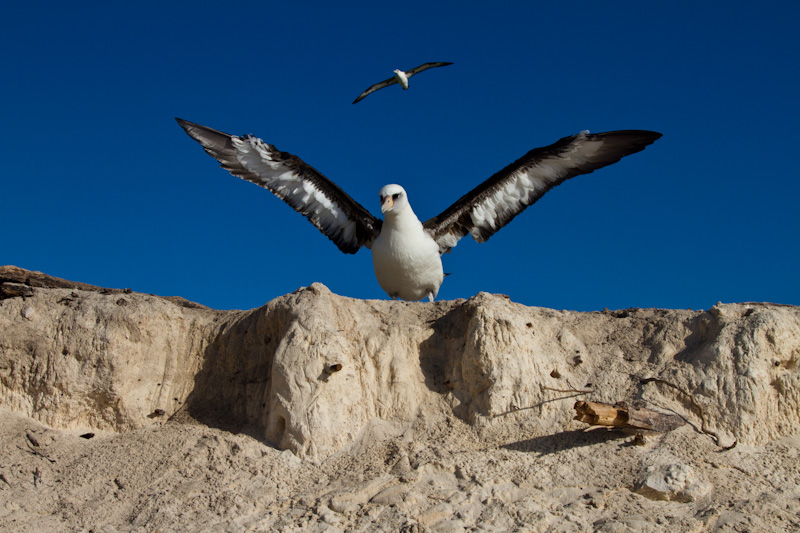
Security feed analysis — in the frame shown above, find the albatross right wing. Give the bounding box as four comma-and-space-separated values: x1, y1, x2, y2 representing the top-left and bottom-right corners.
422, 130, 662, 254
404, 61, 453, 78
176, 118, 382, 254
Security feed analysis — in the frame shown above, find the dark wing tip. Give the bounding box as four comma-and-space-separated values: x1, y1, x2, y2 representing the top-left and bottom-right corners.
620, 129, 662, 142
352, 85, 376, 104
613, 129, 661, 140
594, 130, 663, 158
175, 117, 203, 138
175, 117, 237, 153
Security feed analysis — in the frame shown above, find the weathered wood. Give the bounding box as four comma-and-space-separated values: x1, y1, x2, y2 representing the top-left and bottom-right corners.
0, 282, 34, 298
0, 265, 109, 292
0, 265, 208, 309
574, 401, 685, 432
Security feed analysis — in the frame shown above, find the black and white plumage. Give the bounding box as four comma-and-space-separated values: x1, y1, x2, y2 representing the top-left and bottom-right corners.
352, 62, 453, 104
176, 118, 661, 301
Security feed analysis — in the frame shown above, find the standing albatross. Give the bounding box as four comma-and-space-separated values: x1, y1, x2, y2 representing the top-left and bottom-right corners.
176, 118, 661, 301
352, 62, 453, 104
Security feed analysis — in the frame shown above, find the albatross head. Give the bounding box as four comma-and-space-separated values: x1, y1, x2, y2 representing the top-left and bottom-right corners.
379, 184, 409, 214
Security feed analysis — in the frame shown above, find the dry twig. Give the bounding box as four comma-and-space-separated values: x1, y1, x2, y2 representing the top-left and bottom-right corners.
542, 386, 594, 395
640, 377, 737, 450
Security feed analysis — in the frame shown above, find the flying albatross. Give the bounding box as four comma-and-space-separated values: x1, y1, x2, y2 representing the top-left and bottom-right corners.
176, 118, 661, 301
352, 62, 453, 104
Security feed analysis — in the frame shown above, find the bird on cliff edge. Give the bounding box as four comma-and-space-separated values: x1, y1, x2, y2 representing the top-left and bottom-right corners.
176, 118, 661, 302
352, 62, 453, 104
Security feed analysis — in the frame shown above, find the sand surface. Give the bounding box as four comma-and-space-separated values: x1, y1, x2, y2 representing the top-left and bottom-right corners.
2, 408, 799, 532
1, 267, 799, 531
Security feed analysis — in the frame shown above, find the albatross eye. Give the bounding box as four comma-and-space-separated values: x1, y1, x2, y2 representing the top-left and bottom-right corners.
392, 193, 400, 200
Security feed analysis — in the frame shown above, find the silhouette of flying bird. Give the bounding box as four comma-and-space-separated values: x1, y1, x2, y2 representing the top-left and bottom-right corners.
352, 62, 453, 104
176, 118, 661, 301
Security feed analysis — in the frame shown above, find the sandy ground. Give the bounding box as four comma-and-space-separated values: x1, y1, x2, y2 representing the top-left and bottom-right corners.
1, 405, 799, 532
1, 268, 799, 531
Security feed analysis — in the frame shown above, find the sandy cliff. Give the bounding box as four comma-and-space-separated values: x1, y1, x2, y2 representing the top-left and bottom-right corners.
1, 265, 798, 531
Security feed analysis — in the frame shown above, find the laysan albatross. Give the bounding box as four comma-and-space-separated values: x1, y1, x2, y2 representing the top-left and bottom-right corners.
176, 118, 661, 301
352, 62, 453, 104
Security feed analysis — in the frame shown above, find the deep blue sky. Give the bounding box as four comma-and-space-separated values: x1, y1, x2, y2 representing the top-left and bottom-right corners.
3, 2, 798, 311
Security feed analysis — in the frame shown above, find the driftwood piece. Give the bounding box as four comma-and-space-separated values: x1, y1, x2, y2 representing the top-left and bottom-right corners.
0, 265, 207, 309
0, 282, 34, 298
1, 265, 114, 293
574, 401, 685, 432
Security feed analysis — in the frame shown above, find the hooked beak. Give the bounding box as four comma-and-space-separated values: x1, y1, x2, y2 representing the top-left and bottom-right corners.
381, 196, 393, 213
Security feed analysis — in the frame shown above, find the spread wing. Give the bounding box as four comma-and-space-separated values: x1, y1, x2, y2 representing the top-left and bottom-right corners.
176, 118, 382, 254
405, 62, 453, 77
422, 130, 662, 253
352, 76, 399, 104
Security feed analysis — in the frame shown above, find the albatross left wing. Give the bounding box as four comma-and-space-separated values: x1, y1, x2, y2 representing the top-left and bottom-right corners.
176, 118, 382, 254
352, 76, 399, 104
422, 130, 662, 254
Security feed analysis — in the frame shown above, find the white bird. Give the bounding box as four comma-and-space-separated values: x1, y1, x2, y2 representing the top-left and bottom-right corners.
352, 62, 453, 104
176, 118, 661, 301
